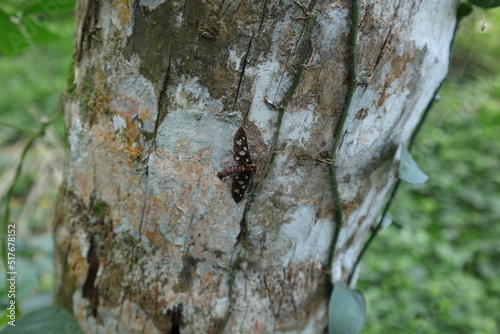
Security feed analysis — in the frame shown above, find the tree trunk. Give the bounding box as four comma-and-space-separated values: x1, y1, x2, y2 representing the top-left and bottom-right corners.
53, 0, 458, 333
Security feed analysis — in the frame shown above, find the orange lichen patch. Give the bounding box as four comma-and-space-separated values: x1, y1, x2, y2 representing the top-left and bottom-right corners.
139, 196, 174, 248
317, 206, 335, 219
114, 94, 154, 121
140, 107, 153, 121
141, 221, 160, 245
252, 321, 266, 332
67, 239, 88, 286
111, 0, 133, 27
102, 93, 156, 160
198, 273, 218, 290
85, 69, 111, 121
376, 52, 416, 108
88, 90, 110, 116
355, 108, 368, 120
115, 111, 142, 158
72, 155, 94, 207
92, 118, 142, 161
386, 53, 416, 83
169, 144, 207, 179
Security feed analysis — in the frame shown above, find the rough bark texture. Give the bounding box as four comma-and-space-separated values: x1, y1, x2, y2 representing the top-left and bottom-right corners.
54, 0, 457, 333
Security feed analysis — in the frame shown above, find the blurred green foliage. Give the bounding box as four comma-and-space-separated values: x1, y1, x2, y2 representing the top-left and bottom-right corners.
359, 8, 500, 334
0, 1, 499, 333
0, 0, 74, 328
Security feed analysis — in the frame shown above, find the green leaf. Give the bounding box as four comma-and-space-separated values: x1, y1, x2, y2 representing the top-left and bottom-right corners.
398, 145, 428, 184
467, 0, 500, 8
0, 7, 61, 56
328, 282, 366, 334
0, 9, 29, 56
23, 16, 59, 45
0, 306, 83, 334
457, 2, 474, 20
21, 0, 76, 16
380, 213, 393, 229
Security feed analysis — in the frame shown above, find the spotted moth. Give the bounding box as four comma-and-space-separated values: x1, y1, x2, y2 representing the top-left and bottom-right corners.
217, 127, 257, 203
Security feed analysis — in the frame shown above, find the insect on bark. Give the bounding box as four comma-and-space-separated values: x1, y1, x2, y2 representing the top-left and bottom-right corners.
217, 127, 257, 203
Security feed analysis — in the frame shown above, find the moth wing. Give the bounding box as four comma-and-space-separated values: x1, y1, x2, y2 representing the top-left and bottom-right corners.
233, 127, 253, 165
231, 171, 252, 203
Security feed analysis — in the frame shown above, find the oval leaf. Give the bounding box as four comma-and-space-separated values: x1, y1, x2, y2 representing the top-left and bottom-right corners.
398, 145, 428, 184
467, 0, 500, 9
380, 213, 393, 229
0, 306, 83, 334
328, 282, 366, 334
457, 2, 474, 20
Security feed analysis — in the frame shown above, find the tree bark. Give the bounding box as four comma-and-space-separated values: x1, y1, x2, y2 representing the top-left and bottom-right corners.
54, 0, 458, 333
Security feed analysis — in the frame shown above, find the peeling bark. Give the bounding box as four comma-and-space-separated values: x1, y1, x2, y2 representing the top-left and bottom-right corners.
55, 0, 458, 333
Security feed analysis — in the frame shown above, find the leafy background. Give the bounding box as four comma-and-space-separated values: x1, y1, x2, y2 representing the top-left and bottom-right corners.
0, 1, 499, 333
0, 0, 73, 329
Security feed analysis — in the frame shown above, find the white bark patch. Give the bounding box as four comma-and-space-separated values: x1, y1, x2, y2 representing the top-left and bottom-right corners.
76, 228, 91, 259
107, 54, 158, 133
171, 76, 223, 111
278, 106, 316, 144
112, 115, 127, 130
214, 297, 229, 318
340, 81, 410, 198
246, 59, 282, 143
276, 302, 328, 334
228, 49, 244, 70
175, 11, 183, 28
106, 0, 133, 32
150, 74, 244, 255
317, 4, 349, 47
332, 156, 395, 281
411, 2, 457, 52
68, 109, 83, 152
139, 0, 165, 11
279, 205, 333, 264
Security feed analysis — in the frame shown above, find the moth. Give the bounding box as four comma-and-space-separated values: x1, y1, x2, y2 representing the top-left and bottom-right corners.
217, 127, 257, 203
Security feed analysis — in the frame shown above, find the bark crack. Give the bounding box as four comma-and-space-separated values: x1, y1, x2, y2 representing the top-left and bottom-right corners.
151, 42, 174, 153
115, 289, 125, 333
372, 0, 402, 72
256, 0, 269, 39
233, 33, 254, 114
216, 0, 226, 18
182, 171, 203, 256
181, 171, 203, 304
166, 305, 183, 334
82, 237, 100, 317
138, 166, 149, 238
373, 28, 392, 72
